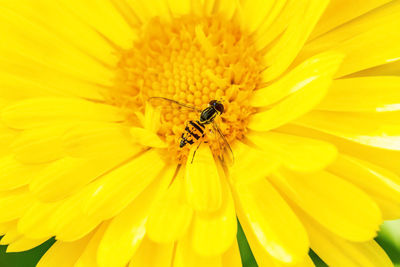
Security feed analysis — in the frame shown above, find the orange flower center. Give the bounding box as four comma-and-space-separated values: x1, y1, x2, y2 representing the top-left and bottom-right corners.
111, 15, 263, 163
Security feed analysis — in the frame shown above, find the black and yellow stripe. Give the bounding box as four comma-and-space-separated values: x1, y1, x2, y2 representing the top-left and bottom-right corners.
180, 120, 205, 148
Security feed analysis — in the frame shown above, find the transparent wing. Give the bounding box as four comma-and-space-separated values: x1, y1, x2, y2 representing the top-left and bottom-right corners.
148, 97, 202, 112
212, 121, 234, 165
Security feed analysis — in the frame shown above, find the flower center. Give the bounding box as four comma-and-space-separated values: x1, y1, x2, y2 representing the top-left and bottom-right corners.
111, 15, 263, 163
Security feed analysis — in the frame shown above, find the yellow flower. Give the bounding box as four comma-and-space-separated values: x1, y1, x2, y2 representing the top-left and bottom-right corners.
0, 0, 399, 266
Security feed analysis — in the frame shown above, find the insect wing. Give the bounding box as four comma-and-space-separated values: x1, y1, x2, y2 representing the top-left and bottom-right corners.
148, 97, 201, 112
212, 121, 234, 166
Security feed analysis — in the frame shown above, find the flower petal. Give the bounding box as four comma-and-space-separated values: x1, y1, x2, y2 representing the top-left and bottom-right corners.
6, 237, 49, 253
0, 155, 44, 190
300, 213, 392, 267
309, 0, 392, 39
83, 150, 167, 220
248, 52, 343, 131
190, 177, 237, 256
30, 151, 136, 202
185, 145, 222, 212
37, 234, 92, 267
234, 178, 309, 263
56, 0, 136, 49
75, 223, 109, 267
221, 240, 242, 267
17, 201, 59, 239
0, 187, 34, 223
1, 98, 123, 129
247, 131, 337, 172
328, 154, 400, 205
317, 76, 400, 112
295, 110, 400, 150
299, 1, 400, 77
97, 167, 174, 267
128, 237, 174, 267
271, 169, 382, 241
11, 124, 70, 163
260, 0, 330, 82
63, 122, 138, 157
236, 0, 275, 34
0, 6, 114, 85
230, 141, 281, 185
130, 127, 168, 148
174, 239, 222, 267
146, 174, 193, 243
251, 51, 346, 107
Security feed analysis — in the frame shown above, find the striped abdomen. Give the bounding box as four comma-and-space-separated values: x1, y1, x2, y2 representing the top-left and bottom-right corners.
180, 120, 205, 148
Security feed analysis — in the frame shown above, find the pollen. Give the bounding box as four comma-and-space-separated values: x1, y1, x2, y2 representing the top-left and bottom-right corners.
111, 15, 263, 163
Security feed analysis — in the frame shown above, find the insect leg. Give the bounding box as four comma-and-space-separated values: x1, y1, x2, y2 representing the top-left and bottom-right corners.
190, 140, 203, 164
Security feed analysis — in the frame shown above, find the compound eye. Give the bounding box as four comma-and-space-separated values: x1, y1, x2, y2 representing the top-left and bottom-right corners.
209, 100, 217, 106
215, 102, 224, 113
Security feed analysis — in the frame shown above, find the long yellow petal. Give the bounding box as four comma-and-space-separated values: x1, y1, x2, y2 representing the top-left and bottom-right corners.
186, 145, 222, 212
75, 222, 109, 267
37, 234, 92, 267
97, 166, 174, 267
129, 237, 174, 267
251, 51, 346, 107
352, 59, 400, 77
0, 61, 105, 100
309, 0, 392, 40
0, 187, 34, 223
278, 123, 400, 182
247, 131, 337, 172
221, 241, 242, 267
11, 124, 70, 163
130, 127, 168, 148
253, 0, 300, 51
125, 0, 170, 23
317, 76, 400, 112
190, 178, 237, 256
173, 239, 222, 267
56, 0, 137, 49
1, 0, 118, 66
212, 0, 237, 20
6, 237, 48, 253
1, 97, 123, 129
248, 52, 343, 131
0, 223, 20, 245
236, 0, 275, 34
230, 141, 281, 185
49, 193, 103, 242
0, 155, 44, 190
271, 169, 382, 242
30, 151, 136, 202
167, 0, 191, 17
0, 123, 16, 157
0, 7, 114, 85
260, 0, 329, 82
83, 150, 166, 220
146, 174, 193, 243
63, 122, 139, 157
300, 212, 392, 267
240, 212, 313, 267
299, 1, 400, 77
234, 178, 309, 263
295, 110, 400, 150
328, 154, 400, 205
17, 201, 59, 239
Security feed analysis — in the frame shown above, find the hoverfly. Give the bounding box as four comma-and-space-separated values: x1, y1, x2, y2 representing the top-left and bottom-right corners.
148, 97, 234, 164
